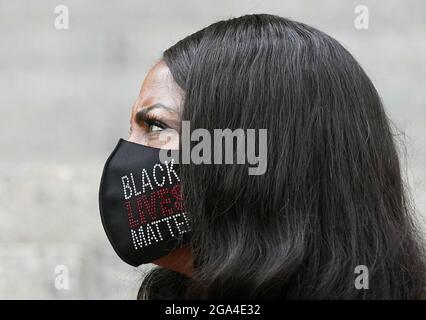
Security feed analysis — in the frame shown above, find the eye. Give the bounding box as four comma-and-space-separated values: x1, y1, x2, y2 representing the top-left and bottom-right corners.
134, 110, 169, 133
145, 118, 167, 133
149, 124, 163, 132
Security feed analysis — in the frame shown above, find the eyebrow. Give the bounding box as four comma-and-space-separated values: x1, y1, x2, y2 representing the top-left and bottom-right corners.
136, 103, 179, 117
133, 103, 180, 126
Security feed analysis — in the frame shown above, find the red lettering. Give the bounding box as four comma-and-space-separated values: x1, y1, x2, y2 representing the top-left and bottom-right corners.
126, 184, 184, 227
124, 200, 140, 228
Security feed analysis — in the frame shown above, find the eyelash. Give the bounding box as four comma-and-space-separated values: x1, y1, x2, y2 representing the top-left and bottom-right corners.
135, 113, 167, 132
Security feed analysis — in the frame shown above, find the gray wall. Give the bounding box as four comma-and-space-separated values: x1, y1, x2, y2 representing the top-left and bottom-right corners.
0, 0, 425, 299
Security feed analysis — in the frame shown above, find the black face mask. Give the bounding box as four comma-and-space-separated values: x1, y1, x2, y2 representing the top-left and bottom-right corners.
99, 139, 191, 267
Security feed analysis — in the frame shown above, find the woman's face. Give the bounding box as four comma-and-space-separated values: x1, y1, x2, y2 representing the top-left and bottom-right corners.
128, 60, 194, 277
128, 60, 183, 149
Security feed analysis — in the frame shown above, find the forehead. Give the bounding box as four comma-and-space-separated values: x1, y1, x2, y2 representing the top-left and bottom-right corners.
136, 60, 183, 111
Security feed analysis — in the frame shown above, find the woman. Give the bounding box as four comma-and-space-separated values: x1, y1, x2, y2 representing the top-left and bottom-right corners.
99, 14, 426, 299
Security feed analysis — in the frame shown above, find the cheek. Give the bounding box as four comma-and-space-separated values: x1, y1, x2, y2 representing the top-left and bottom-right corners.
128, 129, 148, 145
129, 128, 180, 150
154, 128, 180, 150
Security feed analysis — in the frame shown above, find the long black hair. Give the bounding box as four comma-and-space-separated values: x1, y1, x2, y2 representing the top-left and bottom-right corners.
138, 14, 426, 299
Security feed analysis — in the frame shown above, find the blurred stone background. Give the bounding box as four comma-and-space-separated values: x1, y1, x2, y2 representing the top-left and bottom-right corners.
0, 0, 425, 299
